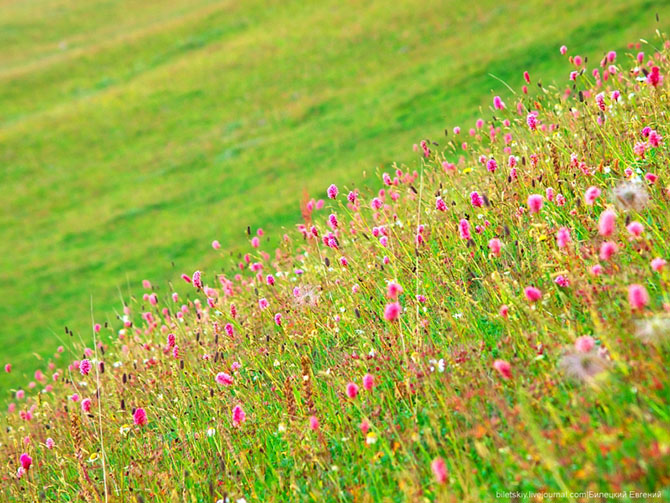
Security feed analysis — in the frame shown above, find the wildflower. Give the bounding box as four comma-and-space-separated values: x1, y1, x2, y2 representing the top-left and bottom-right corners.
575, 336, 595, 353
527, 113, 537, 131
79, 359, 92, 376
45, 438, 55, 449
384, 302, 401, 322
651, 258, 666, 272
259, 298, 269, 310
486, 158, 498, 173
556, 227, 571, 248
232, 405, 246, 427
458, 219, 471, 240
626, 221, 644, 237
554, 275, 569, 287
346, 382, 359, 399
309, 415, 319, 431
327, 184, 338, 199
4, 363, 11, 373
524, 286, 542, 302
628, 284, 649, 311
212, 240, 221, 249
431, 457, 448, 484
598, 209, 616, 237
488, 238, 502, 257
493, 96, 505, 110
365, 431, 377, 444
81, 398, 92, 413
435, 197, 447, 212
216, 372, 234, 386
584, 186, 601, 205
362, 373, 375, 391
527, 194, 543, 213
387, 281, 403, 299
19, 453, 32, 471
493, 359, 512, 379
192, 270, 203, 289
133, 407, 148, 426
599, 241, 617, 261
470, 191, 484, 207
274, 313, 282, 326
499, 305, 509, 318
560, 45, 567, 55
647, 66, 662, 87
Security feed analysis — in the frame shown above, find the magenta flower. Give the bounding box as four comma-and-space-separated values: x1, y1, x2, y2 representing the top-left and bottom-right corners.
133, 407, 148, 427
19, 453, 32, 471
215, 372, 233, 386
327, 184, 338, 199
524, 286, 542, 302
345, 382, 359, 399
431, 457, 448, 484
384, 302, 401, 322
232, 405, 246, 427
493, 359, 512, 379
628, 284, 649, 311
79, 359, 92, 376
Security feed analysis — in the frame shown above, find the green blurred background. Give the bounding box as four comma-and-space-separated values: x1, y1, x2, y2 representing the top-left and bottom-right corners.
1, 0, 668, 387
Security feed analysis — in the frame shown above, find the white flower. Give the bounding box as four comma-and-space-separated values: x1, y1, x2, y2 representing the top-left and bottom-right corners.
206, 428, 216, 437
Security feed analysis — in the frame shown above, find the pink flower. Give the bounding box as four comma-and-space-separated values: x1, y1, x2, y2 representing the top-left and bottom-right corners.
274, 313, 282, 326
79, 359, 92, 376
493, 96, 505, 110
628, 284, 649, 311
309, 415, 319, 431
599, 241, 618, 261
215, 372, 233, 386
384, 302, 401, 322
470, 191, 484, 207
345, 382, 359, 399
488, 238, 502, 257
232, 405, 246, 427
458, 219, 471, 240
527, 113, 537, 131
387, 281, 403, 299
598, 209, 616, 237
212, 240, 221, 250
647, 66, 662, 87
560, 45, 567, 55
4, 363, 11, 373
651, 258, 667, 272
584, 186, 601, 205
493, 359, 512, 379
133, 407, 148, 426
435, 197, 447, 212
362, 373, 375, 391
259, 298, 269, 310
524, 286, 542, 302
499, 305, 509, 318
431, 457, 448, 484
192, 270, 203, 289
554, 275, 569, 287
556, 227, 571, 249
527, 194, 543, 214
45, 438, 55, 449
19, 453, 32, 471
486, 158, 498, 173
575, 336, 595, 353
81, 398, 92, 413
626, 221, 644, 237
327, 184, 338, 199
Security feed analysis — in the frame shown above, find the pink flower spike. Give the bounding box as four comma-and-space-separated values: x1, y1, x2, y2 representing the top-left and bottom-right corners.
493, 359, 512, 379
309, 415, 319, 431
362, 373, 375, 391
584, 186, 601, 205
19, 453, 32, 471
651, 258, 666, 272
527, 194, 543, 213
133, 407, 148, 426
232, 405, 246, 427
384, 302, 401, 322
488, 238, 502, 257
524, 286, 542, 302
327, 184, 338, 199
598, 209, 616, 237
345, 382, 359, 399
575, 336, 595, 353
431, 457, 448, 484
628, 284, 649, 311
215, 372, 234, 386
212, 240, 221, 250
79, 359, 92, 376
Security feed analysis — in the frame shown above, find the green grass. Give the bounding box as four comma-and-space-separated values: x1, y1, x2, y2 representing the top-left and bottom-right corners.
1, 0, 668, 387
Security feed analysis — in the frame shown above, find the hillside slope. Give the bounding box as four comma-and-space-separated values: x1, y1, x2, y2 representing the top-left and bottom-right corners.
2, 26, 670, 502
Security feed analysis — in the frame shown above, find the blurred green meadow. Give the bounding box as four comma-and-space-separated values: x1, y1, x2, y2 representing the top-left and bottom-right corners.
0, 0, 668, 385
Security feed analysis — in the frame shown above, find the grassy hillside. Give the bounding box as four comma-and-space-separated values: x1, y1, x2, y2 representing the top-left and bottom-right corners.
1, 0, 669, 387
2, 22, 670, 501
